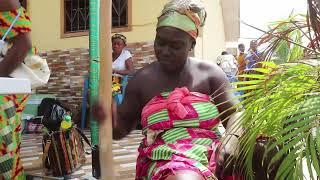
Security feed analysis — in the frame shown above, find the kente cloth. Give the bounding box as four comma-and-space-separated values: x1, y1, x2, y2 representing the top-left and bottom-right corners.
135, 87, 221, 180
0, 7, 31, 40
0, 94, 29, 179
157, 0, 206, 40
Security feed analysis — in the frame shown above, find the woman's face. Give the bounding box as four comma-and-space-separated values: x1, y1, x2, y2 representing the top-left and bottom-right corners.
154, 27, 194, 72
112, 38, 126, 54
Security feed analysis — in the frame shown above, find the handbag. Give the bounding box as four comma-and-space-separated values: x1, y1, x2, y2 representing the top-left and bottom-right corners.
0, 10, 50, 89
42, 127, 91, 177
42, 104, 67, 132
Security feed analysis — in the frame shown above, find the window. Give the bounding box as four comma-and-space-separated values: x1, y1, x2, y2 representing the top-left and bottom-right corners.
62, 0, 131, 38
112, 0, 129, 28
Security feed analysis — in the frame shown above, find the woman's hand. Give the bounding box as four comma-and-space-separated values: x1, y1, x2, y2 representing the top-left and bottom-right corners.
92, 101, 107, 122
215, 134, 240, 178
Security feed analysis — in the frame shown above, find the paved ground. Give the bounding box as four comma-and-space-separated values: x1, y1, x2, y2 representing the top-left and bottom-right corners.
21, 130, 143, 180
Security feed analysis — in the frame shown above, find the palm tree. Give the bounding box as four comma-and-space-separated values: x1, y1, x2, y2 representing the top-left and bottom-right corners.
229, 0, 320, 179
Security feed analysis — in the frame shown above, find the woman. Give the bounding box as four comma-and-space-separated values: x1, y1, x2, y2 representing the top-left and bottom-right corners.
0, 0, 32, 179
216, 51, 238, 85
111, 33, 134, 100
95, 0, 241, 179
236, 43, 246, 78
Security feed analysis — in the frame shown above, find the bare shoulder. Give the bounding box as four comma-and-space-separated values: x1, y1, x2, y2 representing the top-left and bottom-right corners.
132, 62, 157, 79
189, 57, 229, 94
127, 62, 158, 89
189, 57, 227, 80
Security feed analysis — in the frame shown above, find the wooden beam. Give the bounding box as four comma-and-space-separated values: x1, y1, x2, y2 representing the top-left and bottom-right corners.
99, 0, 114, 179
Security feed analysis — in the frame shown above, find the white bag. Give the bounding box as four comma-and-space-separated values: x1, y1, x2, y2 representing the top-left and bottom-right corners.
0, 40, 50, 89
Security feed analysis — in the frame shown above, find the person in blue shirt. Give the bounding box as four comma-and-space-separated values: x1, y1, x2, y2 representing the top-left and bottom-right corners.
245, 40, 262, 70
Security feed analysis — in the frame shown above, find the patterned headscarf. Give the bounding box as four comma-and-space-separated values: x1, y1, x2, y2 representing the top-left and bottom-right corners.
157, 0, 207, 40
112, 33, 127, 45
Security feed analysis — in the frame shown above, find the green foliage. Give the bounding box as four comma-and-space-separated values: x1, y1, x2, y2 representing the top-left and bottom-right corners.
259, 14, 310, 63
231, 62, 320, 179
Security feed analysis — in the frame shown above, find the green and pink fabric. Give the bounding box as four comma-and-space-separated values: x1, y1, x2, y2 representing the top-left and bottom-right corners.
157, 1, 206, 40
136, 87, 221, 180
0, 94, 29, 179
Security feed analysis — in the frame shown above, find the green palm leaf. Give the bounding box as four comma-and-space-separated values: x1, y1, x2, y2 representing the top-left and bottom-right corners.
230, 61, 320, 179
227, 2, 320, 178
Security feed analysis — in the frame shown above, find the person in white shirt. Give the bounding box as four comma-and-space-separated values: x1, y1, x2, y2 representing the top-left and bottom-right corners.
216, 51, 238, 77
111, 34, 134, 104
112, 33, 134, 76
216, 51, 239, 90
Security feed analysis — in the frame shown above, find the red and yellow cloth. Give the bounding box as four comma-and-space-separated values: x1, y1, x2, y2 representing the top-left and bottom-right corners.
0, 7, 31, 40
0, 94, 29, 179
0, 6, 32, 179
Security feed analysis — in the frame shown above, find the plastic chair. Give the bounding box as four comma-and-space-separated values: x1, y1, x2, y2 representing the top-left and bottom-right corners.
114, 75, 131, 105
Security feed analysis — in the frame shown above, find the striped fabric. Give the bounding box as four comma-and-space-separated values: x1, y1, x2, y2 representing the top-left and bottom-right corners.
136, 87, 221, 180
0, 7, 31, 40
0, 94, 29, 179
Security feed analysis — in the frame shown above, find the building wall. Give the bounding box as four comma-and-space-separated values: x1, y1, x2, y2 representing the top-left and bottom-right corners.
28, 0, 168, 52
221, 0, 240, 42
28, 0, 226, 62
194, 0, 226, 63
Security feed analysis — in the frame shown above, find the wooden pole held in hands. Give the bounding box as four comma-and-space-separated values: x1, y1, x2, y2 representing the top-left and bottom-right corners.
99, 0, 114, 179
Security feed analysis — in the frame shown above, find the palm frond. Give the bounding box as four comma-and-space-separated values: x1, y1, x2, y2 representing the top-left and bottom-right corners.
230, 61, 320, 179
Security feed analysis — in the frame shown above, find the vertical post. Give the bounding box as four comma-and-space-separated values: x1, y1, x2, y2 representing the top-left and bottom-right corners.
80, 75, 89, 129
89, 0, 101, 178
99, 0, 115, 179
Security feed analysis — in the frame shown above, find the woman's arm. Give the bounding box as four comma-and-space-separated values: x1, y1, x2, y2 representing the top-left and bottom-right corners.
93, 75, 142, 139
0, 0, 20, 11
0, 33, 32, 76
113, 57, 134, 75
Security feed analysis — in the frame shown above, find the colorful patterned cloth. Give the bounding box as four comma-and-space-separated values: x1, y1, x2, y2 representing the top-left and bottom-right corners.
0, 94, 29, 179
157, 0, 206, 40
0, 7, 31, 40
136, 87, 221, 180
112, 75, 123, 97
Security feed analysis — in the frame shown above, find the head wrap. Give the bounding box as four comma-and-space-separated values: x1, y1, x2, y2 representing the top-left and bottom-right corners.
157, 0, 207, 40
112, 33, 127, 45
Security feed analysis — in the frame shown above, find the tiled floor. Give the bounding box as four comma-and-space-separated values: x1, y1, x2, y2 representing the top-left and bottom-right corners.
21, 130, 143, 180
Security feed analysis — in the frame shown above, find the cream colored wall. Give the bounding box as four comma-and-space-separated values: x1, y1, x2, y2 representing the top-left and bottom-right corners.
29, 0, 168, 52
123, 0, 168, 43
29, 0, 226, 58
194, 0, 226, 64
